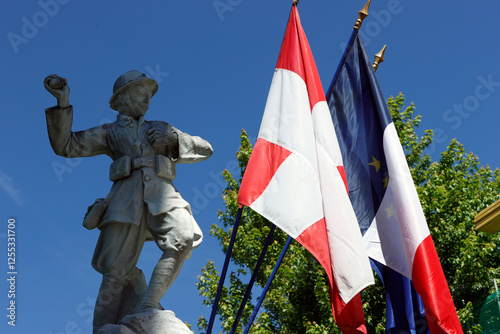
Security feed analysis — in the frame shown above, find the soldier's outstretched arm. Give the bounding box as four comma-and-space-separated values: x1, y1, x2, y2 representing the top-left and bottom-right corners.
44, 74, 110, 158
173, 127, 213, 164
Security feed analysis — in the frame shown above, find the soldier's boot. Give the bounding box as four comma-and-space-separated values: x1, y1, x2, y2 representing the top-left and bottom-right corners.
93, 275, 125, 333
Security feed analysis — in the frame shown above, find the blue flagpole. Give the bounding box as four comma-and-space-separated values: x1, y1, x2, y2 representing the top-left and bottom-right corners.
242, 236, 293, 334
229, 224, 277, 334
206, 206, 243, 334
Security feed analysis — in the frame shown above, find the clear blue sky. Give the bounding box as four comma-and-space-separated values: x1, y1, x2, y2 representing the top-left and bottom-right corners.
1, 1, 499, 333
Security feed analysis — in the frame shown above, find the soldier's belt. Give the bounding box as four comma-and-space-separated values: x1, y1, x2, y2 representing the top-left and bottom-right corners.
132, 157, 155, 169
109, 155, 176, 182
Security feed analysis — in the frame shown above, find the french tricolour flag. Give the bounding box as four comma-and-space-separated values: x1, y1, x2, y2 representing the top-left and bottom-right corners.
326, 29, 463, 333
238, 4, 374, 333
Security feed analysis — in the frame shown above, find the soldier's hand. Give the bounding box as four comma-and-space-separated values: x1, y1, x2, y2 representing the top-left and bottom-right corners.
44, 74, 70, 108
148, 129, 178, 148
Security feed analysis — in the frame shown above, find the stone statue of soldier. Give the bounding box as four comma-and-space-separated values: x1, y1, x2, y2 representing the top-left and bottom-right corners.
44, 70, 213, 333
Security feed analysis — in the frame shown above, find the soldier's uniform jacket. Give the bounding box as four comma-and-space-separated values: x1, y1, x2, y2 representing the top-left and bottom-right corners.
45, 106, 213, 247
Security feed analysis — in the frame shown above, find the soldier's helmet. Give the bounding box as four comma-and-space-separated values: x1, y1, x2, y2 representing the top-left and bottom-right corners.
109, 70, 158, 111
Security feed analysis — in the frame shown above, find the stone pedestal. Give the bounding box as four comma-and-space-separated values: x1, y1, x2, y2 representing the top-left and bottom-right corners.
96, 309, 193, 334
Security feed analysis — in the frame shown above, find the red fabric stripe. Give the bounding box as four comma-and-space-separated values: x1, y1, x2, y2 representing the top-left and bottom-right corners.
412, 235, 463, 334
237, 138, 292, 207
276, 4, 326, 111
296, 220, 367, 333
337, 165, 348, 193
296, 219, 332, 280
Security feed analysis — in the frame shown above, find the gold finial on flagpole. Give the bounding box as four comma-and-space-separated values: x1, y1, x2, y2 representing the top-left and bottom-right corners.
354, 0, 371, 30
372, 45, 387, 72
293, 0, 299, 4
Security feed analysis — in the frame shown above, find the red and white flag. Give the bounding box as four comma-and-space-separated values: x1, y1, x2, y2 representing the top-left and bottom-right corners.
238, 4, 374, 333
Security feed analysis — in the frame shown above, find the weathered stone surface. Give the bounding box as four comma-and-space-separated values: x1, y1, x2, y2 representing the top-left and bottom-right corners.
96, 309, 192, 334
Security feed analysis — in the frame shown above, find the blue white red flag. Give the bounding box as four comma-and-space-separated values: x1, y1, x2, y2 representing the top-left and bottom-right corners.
238, 4, 374, 333
326, 30, 463, 334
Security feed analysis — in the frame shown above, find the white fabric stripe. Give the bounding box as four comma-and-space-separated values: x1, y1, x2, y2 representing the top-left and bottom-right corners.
251, 68, 324, 238
252, 65, 374, 304
250, 152, 324, 238
364, 188, 411, 277
312, 101, 374, 302
311, 101, 345, 167
258, 69, 319, 170
363, 123, 430, 278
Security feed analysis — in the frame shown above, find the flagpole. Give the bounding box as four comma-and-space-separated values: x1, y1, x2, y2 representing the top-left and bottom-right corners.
229, 224, 277, 334
372, 45, 387, 72
242, 236, 293, 334
206, 206, 244, 334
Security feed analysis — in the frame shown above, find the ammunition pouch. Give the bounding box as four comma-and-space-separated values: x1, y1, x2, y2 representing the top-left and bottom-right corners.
155, 154, 176, 180
83, 198, 107, 230
109, 156, 131, 182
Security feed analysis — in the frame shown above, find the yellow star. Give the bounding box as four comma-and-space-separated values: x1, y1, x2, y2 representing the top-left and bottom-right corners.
382, 175, 389, 188
369, 156, 381, 172
385, 204, 396, 219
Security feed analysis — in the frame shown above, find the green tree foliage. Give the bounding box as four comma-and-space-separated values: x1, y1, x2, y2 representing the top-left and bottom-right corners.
196, 94, 500, 333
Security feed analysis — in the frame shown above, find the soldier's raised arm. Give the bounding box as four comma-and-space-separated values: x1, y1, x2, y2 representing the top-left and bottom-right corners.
43, 74, 110, 158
